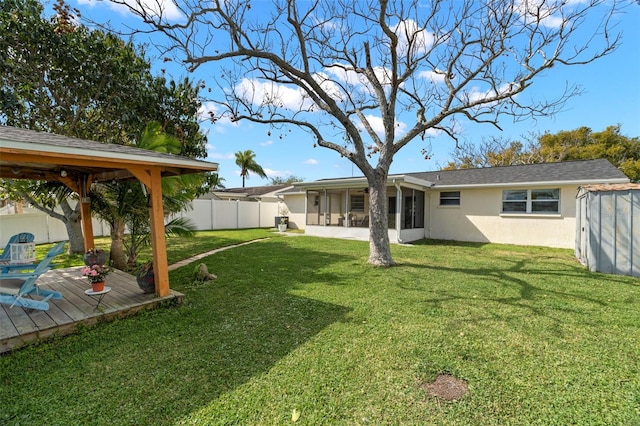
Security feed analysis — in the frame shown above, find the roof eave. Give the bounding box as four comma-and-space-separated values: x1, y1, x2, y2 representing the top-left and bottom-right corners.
291, 175, 433, 190
0, 140, 219, 172
431, 178, 630, 190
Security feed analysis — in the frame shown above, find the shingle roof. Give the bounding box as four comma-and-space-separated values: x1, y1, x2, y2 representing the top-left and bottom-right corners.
405, 159, 628, 187
0, 125, 196, 162
217, 185, 289, 196
0, 125, 218, 182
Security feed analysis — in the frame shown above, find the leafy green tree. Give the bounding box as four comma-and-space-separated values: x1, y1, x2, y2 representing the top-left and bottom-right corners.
269, 175, 305, 186
112, 0, 621, 266
199, 173, 226, 194
535, 126, 640, 180
0, 0, 207, 252
90, 122, 202, 269
235, 150, 267, 187
444, 126, 640, 181
0, 0, 150, 142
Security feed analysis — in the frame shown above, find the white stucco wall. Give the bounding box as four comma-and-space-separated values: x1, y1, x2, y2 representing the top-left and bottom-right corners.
427, 185, 578, 248
281, 193, 306, 230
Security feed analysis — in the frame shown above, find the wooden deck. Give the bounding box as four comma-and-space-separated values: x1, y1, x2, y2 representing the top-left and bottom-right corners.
0, 267, 183, 354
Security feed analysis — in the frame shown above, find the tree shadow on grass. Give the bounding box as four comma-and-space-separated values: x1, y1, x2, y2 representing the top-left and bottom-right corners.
0, 240, 353, 425
392, 254, 637, 338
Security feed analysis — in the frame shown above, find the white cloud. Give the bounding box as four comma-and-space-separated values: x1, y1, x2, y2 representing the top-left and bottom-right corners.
324, 66, 361, 88
356, 114, 407, 138
208, 152, 235, 160
418, 70, 446, 84
263, 168, 286, 178
304, 159, 318, 165
236, 78, 313, 111
325, 64, 395, 91
515, 0, 575, 29
78, 0, 183, 20
198, 101, 217, 121
463, 83, 518, 104
422, 127, 441, 137
260, 140, 274, 147
199, 101, 239, 133
312, 72, 345, 103
390, 19, 435, 56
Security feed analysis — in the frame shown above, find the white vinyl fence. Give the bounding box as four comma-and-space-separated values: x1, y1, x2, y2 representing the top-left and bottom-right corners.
0, 199, 282, 246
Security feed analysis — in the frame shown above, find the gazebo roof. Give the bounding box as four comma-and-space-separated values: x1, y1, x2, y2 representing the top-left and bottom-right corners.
0, 126, 218, 182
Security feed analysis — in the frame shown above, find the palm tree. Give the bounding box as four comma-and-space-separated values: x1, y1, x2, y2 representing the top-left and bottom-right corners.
235, 150, 267, 187
91, 122, 201, 269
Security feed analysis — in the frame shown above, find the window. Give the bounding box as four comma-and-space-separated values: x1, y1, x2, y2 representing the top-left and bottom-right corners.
401, 188, 425, 229
502, 189, 559, 214
502, 190, 528, 213
388, 196, 397, 214
439, 191, 460, 206
531, 189, 560, 213
350, 194, 365, 212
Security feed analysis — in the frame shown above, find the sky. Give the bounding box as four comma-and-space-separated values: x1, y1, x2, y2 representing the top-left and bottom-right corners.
63, 0, 640, 189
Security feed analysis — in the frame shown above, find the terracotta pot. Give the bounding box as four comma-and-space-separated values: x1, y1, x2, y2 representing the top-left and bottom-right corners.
91, 281, 105, 292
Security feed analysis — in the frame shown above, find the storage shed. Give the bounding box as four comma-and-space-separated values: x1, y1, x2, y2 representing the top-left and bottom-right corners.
575, 184, 640, 277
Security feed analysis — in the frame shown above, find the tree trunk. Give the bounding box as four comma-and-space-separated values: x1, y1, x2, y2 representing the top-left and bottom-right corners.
20, 192, 85, 254
64, 213, 85, 254
59, 199, 85, 254
109, 219, 127, 270
367, 175, 395, 267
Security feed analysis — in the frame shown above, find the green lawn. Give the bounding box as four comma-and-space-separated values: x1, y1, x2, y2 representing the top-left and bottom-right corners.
2, 231, 639, 425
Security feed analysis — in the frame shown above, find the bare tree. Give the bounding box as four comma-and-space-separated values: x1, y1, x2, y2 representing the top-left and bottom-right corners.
442, 135, 537, 169
109, 0, 622, 266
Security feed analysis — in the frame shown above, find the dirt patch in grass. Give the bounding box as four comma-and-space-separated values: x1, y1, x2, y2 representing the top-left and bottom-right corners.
422, 374, 469, 401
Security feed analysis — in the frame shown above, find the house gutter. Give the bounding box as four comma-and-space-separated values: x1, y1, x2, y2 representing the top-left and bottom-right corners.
291, 175, 433, 190
431, 178, 629, 190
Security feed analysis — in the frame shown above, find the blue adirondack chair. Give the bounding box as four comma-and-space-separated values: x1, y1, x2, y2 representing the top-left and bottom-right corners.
0, 241, 66, 311
0, 232, 35, 264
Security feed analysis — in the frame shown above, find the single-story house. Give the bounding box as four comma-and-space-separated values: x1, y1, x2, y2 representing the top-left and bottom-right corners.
277, 159, 630, 249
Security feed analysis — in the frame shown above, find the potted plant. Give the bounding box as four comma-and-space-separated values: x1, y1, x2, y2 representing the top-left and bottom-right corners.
81, 263, 111, 292
83, 248, 108, 266
136, 260, 155, 294
275, 204, 289, 228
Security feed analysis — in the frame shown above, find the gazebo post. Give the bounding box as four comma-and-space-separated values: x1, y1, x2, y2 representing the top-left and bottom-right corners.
147, 169, 170, 297
130, 166, 170, 297
80, 200, 95, 252
79, 175, 95, 252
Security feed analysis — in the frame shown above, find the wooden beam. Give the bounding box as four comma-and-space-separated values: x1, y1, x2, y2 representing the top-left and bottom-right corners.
146, 168, 170, 297
56, 176, 80, 194
79, 176, 95, 252
127, 166, 152, 188
80, 202, 95, 252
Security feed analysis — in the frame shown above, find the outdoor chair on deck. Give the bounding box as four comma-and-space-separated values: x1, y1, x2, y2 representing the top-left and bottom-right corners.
0, 241, 66, 311
0, 232, 35, 267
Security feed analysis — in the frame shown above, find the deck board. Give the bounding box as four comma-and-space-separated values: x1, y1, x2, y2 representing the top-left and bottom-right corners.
0, 266, 183, 353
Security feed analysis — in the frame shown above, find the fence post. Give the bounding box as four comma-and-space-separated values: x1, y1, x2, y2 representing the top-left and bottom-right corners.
210, 199, 214, 230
